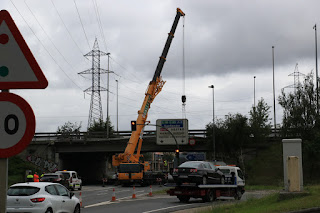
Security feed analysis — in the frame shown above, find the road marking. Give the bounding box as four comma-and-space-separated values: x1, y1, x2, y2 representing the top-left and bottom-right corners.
142, 203, 196, 213
96, 189, 131, 196
84, 193, 167, 208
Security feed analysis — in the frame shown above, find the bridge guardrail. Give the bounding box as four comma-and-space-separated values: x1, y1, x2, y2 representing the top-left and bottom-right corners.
32, 129, 208, 142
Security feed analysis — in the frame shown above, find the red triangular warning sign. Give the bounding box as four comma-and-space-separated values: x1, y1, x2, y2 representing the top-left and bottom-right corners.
0, 10, 48, 89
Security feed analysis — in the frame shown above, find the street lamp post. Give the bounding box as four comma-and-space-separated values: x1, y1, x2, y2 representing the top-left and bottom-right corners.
116, 79, 119, 133
272, 46, 277, 135
254, 76, 256, 108
107, 53, 110, 138
314, 25, 319, 114
208, 85, 215, 161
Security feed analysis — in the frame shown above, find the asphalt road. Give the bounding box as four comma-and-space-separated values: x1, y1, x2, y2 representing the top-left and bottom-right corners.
71, 185, 273, 213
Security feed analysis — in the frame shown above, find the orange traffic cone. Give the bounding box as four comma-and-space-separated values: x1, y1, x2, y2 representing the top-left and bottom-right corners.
79, 192, 83, 207
148, 185, 153, 197
111, 188, 116, 201
132, 186, 136, 199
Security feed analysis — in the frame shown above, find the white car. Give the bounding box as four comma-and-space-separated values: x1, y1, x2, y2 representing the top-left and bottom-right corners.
7, 182, 80, 213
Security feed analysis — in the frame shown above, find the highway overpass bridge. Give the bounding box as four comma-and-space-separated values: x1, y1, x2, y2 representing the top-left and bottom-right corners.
21, 130, 208, 183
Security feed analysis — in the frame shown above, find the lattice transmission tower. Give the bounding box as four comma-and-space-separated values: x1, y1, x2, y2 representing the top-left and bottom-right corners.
79, 38, 109, 129
282, 63, 305, 92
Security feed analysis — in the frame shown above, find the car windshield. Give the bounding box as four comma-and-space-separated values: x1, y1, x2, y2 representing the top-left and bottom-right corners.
179, 161, 202, 168
59, 172, 70, 179
219, 169, 231, 175
7, 186, 40, 196
42, 175, 60, 179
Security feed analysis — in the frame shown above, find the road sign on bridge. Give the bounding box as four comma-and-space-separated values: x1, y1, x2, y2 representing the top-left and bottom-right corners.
156, 119, 188, 145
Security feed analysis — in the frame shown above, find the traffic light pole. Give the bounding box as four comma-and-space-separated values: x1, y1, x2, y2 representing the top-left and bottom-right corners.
139, 123, 180, 167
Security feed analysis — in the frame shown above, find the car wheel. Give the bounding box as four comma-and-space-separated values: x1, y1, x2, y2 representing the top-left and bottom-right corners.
45, 208, 53, 213
202, 176, 207, 185
220, 176, 225, 185
74, 204, 80, 213
177, 195, 190, 203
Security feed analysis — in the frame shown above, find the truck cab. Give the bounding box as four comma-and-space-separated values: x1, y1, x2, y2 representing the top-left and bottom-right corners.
56, 170, 82, 191
216, 165, 245, 199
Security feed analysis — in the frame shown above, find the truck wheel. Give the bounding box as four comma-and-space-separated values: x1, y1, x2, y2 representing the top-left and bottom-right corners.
78, 184, 82, 190
234, 189, 242, 200
177, 195, 190, 203
202, 189, 215, 202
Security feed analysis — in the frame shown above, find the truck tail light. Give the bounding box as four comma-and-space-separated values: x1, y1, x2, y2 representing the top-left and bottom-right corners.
190, 169, 197, 173
31, 198, 45, 203
70, 177, 73, 183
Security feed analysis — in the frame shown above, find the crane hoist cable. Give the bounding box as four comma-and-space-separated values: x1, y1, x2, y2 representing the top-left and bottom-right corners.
181, 16, 186, 118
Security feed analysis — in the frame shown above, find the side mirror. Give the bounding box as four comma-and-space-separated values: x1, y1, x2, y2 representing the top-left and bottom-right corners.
69, 192, 74, 199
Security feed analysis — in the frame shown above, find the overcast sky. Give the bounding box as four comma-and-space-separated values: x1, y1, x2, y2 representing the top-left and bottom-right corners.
1, 0, 320, 132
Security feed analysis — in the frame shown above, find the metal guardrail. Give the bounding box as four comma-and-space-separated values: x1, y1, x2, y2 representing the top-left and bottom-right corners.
32, 128, 281, 143
32, 129, 208, 142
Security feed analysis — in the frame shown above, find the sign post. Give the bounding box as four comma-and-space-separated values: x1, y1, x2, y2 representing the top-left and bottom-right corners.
0, 10, 48, 213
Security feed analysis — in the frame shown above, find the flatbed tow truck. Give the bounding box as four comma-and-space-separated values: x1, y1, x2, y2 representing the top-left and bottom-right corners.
167, 166, 245, 202
167, 183, 244, 202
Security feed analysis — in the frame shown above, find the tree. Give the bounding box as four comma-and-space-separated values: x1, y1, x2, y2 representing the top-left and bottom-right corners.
249, 98, 272, 146
278, 72, 317, 139
57, 121, 82, 138
206, 113, 249, 164
278, 72, 320, 182
87, 117, 115, 137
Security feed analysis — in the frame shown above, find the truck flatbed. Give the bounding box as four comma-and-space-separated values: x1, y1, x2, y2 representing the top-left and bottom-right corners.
167, 183, 244, 202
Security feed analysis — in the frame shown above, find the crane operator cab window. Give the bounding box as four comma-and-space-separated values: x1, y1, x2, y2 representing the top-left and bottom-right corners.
119, 164, 143, 173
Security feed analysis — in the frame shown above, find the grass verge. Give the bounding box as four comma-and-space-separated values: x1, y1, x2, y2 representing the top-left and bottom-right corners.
202, 185, 320, 213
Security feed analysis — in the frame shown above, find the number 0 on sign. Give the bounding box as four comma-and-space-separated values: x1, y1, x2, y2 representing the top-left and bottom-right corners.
0, 93, 35, 158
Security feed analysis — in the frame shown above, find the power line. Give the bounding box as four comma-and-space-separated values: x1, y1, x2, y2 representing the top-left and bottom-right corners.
73, 0, 91, 49
9, 0, 84, 91
92, 0, 108, 52
24, 0, 87, 74
50, 0, 86, 57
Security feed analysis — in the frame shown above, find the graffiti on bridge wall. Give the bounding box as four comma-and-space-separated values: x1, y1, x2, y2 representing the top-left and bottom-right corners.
26, 155, 58, 172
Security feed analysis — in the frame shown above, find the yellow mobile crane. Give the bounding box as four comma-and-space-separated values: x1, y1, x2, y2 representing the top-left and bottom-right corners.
112, 8, 185, 185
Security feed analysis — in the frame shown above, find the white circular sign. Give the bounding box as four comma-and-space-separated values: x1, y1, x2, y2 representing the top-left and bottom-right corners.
0, 93, 35, 158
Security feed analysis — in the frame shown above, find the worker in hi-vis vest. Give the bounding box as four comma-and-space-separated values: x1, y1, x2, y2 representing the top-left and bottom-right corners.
26, 172, 34, 182
33, 172, 39, 182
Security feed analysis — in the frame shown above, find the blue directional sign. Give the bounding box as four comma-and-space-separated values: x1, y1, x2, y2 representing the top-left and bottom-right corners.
186, 153, 205, 161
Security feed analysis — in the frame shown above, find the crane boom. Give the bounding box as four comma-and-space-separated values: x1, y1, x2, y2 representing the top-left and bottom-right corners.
112, 8, 185, 184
